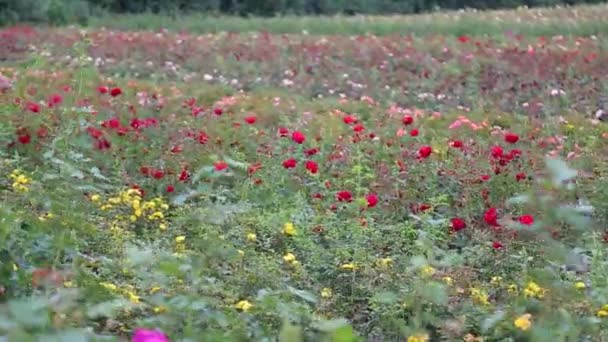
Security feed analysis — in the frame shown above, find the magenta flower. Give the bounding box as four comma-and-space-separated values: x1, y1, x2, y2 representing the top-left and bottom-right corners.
132, 328, 170, 342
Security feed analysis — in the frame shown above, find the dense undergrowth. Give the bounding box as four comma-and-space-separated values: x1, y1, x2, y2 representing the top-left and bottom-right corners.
1, 15, 608, 341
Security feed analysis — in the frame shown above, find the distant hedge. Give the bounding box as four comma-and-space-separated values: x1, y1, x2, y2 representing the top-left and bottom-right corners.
1, 0, 606, 25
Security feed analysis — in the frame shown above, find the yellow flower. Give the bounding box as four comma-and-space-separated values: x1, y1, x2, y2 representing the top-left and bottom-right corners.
247, 233, 257, 242
420, 265, 436, 277
490, 276, 502, 285
237, 249, 245, 256
283, 222, 296, 236
63, 281, 75, 288
127, 291, 141, 304
175, 235, 186, 243
597, 309, 608, 317
514, 313, 532, 331
507, 284, 518, 294
407, 333, 429, 342
470, 287, 490, 305
321, 288, 333, 298
153, 306, 167, 313
377, 257, 393, 268
235, 300, 253, 312
442, 276, 454, 286
150, 286, 161, 294
12, 263, 18, 271
159, 223, 167, 230
283, 252, 297, 263
100, 282, 118, 292
90, 194, 101, 202
523, 281, 545, 299
340, 263, 357, 271
574, 282, 586, 290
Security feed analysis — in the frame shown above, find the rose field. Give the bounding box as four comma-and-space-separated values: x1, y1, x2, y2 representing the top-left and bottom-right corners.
2, 5, 608, 341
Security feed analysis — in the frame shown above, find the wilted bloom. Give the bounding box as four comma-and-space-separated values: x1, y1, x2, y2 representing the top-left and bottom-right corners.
365, 193, 378, 208
519, 215, 534, 225
516, 172, 526, 181
110, 87, 122, 97
492, 241, 504, 249
304, 147, 319, 156
213, 107, 223, 115
504, 132, 520, 144
450, 218, 466, 232
305, 160, 318, 174
132, 328, 170, 342
278, 127, 289, 137
484, 208, 499, 226
418, 146, 432, 159
336, 190, 353, 202
292, 131, 306, 144
282, 158, 297, 169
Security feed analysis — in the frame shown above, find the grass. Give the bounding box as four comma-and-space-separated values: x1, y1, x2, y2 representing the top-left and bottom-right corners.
86, 4, 608, 36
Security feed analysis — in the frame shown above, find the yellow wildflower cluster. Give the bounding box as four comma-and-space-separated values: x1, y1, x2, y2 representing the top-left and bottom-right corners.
523, 281, 546, 299
470, 287, 490, 305
95, 189, 169, 230
283, 252, 300, 267
420, 265, 436, 277
282, 222, 296, 236
235, 300, 253, 312
99, 282, 141, 304
574, 281, 586, 290
321, 287, 333, 298
596, 304, 608, 317
340, 263, 357, 271
9, 169, 31, 192
407, 333, 429, 342
514, 313, 532, 331
175, 235, 186, 254
377, 257, 393, 268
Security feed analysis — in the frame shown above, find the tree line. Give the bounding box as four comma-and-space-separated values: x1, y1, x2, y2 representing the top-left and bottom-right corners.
1, 0, 605, 25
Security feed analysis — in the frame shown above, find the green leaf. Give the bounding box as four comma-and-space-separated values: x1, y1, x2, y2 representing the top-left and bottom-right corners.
331, 325, 358, 342
287, 286, 317, 304
312, 318, 350, 332
372, 291, 398, 304
481, 310, 505, 333
279, 321, 303, 342
8, 297, 51, 328
546, 157, 577, 188
420, 282, 447, 305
